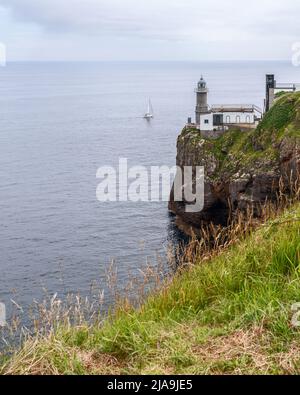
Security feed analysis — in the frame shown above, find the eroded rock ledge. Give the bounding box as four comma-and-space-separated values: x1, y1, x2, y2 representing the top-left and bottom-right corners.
169, 92, 300, 234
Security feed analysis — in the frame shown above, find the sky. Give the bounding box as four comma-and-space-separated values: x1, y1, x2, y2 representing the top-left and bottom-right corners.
0, 0, 299, 61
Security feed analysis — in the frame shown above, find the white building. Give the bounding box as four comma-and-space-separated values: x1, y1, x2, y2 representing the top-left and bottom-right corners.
194, 77, 262, 132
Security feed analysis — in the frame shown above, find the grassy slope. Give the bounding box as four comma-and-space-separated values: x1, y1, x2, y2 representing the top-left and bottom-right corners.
2, 203, 300, 375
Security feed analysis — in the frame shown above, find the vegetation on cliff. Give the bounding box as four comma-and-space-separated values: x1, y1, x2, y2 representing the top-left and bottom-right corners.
169, 92, 300, 229
179, 91, 300, 179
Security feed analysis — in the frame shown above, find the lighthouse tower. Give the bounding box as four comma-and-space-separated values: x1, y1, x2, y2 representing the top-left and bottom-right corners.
195, 76, 209, 125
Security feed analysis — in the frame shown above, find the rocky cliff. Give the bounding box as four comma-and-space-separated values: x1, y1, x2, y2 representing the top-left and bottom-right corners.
169, 92, 300, 233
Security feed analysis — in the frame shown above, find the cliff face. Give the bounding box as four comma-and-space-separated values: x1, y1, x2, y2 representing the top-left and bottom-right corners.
169, 92, 300, 232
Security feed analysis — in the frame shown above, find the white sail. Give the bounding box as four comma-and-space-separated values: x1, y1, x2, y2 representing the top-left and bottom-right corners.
144, 98, 154, 119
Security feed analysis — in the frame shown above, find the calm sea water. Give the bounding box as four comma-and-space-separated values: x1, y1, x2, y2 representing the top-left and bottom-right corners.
0, 61, 299, 322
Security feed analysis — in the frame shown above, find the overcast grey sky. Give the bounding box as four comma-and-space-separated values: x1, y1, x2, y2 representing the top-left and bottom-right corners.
0, 0, 299, 61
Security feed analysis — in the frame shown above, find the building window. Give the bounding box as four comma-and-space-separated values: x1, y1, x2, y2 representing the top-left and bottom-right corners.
226, 115, 231, 123
246, 115, 251, 123
204, 119, 209, 124
236, 115, 241, 124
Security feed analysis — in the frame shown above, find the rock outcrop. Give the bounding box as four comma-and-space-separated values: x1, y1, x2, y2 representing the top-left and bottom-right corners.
169, 92, 300, 233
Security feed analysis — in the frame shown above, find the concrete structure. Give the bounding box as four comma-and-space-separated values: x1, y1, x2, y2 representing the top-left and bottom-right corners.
193, 77, 261, 132
265, 74, 300, 112
265, 74, 276, 112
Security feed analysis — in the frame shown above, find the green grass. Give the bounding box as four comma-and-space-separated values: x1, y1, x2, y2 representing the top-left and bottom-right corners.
257, 92, 300, 133
275, 91, 291, 100
2, 203, 300, 375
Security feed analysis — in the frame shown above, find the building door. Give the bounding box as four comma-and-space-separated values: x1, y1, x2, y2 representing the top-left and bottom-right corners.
213, 114, 223, 126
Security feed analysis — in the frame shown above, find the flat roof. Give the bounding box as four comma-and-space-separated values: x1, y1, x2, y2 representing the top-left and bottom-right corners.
211, 105, 255, 113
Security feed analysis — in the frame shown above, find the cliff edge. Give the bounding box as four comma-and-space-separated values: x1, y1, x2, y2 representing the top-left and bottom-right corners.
169, 92, 300, 232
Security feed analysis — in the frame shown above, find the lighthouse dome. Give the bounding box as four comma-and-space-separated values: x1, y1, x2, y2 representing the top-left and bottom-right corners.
198, 76, 207, 89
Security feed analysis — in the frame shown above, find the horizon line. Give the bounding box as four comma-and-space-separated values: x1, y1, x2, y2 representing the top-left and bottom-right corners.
3, 59, 293, 63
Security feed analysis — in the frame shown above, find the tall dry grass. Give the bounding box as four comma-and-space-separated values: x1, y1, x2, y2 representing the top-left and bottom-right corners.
1, 175, 300, 367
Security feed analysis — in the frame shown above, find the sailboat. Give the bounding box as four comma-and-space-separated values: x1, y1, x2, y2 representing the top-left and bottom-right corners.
144, 99, 154, 119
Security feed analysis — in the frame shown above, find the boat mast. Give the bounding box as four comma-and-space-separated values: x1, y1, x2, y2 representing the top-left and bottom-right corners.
148, 99, 153, 115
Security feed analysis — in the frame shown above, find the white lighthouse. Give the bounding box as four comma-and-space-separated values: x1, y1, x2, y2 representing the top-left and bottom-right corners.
195, 76, 209, 124
193, 76, 261, 133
